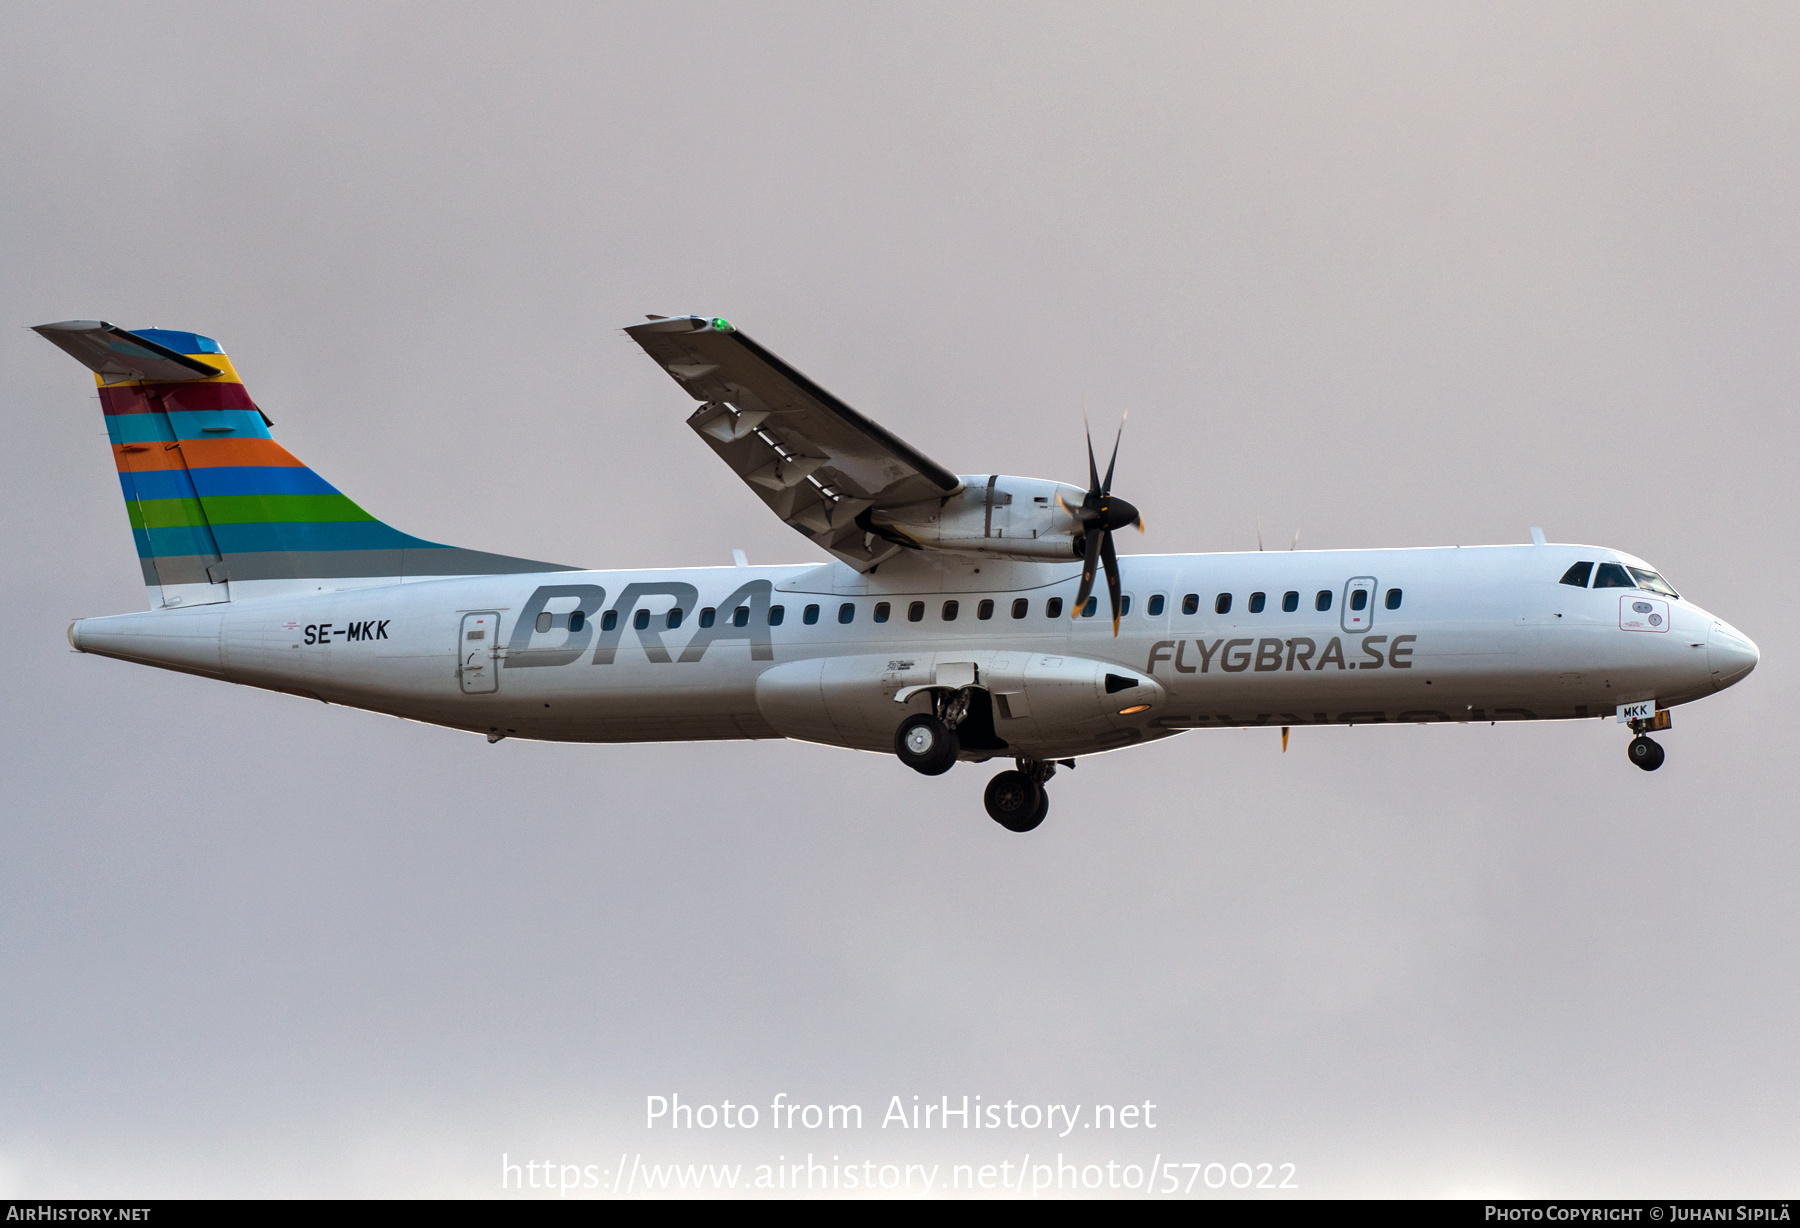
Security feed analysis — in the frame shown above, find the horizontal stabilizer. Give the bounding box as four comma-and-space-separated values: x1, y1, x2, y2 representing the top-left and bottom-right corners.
32, 320, 222, 384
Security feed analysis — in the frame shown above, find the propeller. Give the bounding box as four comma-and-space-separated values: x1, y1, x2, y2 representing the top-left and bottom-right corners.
1056, 415, 1144, 636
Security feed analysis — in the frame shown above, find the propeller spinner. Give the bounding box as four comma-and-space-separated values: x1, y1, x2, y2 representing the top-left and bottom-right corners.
1056, 418, 1144, 636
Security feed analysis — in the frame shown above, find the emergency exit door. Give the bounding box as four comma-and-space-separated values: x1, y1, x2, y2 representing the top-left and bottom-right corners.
458, 612, 500, 694
1341, 577, 1377, 633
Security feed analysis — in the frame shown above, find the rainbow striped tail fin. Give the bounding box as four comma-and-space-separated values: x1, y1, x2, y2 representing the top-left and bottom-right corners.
36, 321, 574, 608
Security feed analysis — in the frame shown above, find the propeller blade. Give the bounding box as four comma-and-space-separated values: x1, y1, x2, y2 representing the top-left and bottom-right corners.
1101, 419, 1123, 494
1282, 725, 1290, 752
1256, 514, 1264, 552
1057, 491, 1099, 525
1085, 420, 1101, 494
1101, 529, 1122, 636
1073, 526, 1102, 616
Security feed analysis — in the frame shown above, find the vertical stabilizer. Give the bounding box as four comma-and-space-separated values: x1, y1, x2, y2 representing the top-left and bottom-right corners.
36, 321, 575, 607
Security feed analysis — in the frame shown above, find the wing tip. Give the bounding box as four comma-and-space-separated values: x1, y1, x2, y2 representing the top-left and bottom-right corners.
626, 314, 734, 335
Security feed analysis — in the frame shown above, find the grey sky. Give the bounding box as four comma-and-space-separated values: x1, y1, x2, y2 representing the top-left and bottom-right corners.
2, 1, 1794, 1196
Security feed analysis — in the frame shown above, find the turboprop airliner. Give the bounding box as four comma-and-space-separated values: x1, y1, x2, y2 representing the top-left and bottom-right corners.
38, 315, 1759, 832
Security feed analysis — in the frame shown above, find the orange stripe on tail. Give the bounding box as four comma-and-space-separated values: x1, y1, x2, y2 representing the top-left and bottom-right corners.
113, 438, 308, 472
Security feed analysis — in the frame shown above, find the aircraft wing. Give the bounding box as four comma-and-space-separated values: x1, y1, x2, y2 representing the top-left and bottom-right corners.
625, 316, 963, 569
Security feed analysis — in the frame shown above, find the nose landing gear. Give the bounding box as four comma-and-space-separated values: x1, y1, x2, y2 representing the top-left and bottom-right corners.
1628, 734, 1665, 771
1625, 708, 1670, 772
984, 758, 1058, 832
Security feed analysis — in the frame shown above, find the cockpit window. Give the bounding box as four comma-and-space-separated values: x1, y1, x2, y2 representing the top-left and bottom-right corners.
1592, 563, 1634, 588
1559, 561, 1594, 588
1627, 567, 1679, 599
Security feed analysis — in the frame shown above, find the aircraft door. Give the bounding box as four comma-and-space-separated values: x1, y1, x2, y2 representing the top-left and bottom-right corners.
458, 612, 501, 694
1341, 577, 1377, 633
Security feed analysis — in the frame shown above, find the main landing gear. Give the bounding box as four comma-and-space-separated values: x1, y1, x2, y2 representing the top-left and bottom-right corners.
894, 686, 979, 777
984, 760, 1055, 833
892, 690, 1061, 832
895, 713, 959, 776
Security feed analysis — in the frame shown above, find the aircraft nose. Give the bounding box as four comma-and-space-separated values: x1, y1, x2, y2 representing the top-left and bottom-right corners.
1708, 620, 1759, 691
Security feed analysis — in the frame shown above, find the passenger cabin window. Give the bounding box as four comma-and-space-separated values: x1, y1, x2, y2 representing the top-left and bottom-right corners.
1011, 598, 1029, 619
698, 607, 715, 628
732, 606, 749, 627
1081, 596, 1098, 617
977, 599, 994, 620
1120, 595, 1132, 616
1628, 567, 1680, 599
768, 605, 784, 626
1385, 589, 1402, 610
666, 608, 683, 629
569, 611, 585, 633
908, 601, 925, 623
1046, 597, 1064, 618
1350, 589, 1368, 611
633, 609, 650, 630
1182, 593, 1199, 615
536, 612, 553, 633
1592, 563, 1634, 589
1315, 590, 1332, 611
1248, 592, 1266, 614
1148, 594, 1166, 617
602, 610, 618, 631
803, 604, 820, 625
942, 600, 959, 621
838, 603, 855, 624
873, 602, 890, 623
1215, 593, 1232, 614
1281, 591, 1299, 612
1560, 561, 1594, 588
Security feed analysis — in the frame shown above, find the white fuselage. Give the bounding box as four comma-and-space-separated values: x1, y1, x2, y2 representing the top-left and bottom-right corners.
68, 543, 1758, 760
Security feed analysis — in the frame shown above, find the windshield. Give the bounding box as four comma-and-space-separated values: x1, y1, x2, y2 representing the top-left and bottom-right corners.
1627, 566, 1680, 599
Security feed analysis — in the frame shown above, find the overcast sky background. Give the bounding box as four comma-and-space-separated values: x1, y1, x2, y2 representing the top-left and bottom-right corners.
2, 1, 1795, 1197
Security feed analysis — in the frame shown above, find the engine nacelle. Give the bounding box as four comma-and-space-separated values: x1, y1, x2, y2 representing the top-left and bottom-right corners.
872, 475, 1085, 562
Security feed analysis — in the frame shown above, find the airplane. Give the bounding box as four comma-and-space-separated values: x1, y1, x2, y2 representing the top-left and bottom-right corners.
36, 315, 1759, 833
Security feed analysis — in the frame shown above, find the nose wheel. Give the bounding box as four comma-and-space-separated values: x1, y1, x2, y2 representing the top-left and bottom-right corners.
1628, 735, 1665, 771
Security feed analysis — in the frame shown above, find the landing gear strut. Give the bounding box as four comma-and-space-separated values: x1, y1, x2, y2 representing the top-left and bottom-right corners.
984, 759, 1056, 832
1628, 735, 1665, 771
